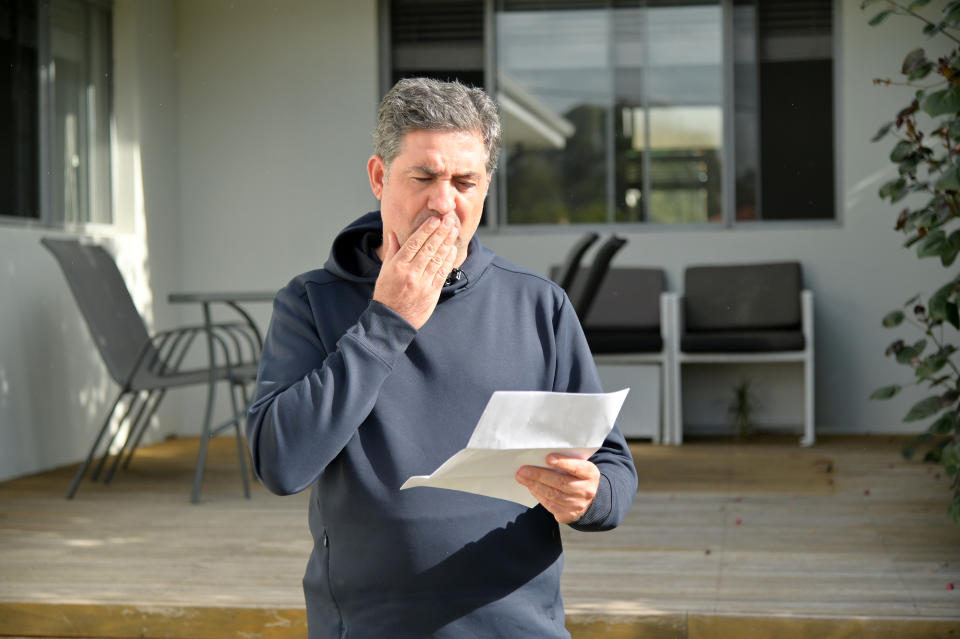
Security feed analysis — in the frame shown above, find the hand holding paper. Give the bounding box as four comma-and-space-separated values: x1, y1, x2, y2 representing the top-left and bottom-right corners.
516, 453, 602, 524
400, 389, 629, 509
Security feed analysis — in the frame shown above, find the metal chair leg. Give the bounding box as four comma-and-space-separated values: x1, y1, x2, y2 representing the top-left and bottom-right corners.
120, 389, 167, 471
67, 391, 125, 500
91, 392, 142, 481
104, 390, 158, 484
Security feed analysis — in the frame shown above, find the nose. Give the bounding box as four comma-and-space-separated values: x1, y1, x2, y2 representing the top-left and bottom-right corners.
427, 180, 456, 215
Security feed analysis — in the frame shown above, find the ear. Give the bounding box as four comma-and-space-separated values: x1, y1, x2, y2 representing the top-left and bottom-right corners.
367, 155, 386, 201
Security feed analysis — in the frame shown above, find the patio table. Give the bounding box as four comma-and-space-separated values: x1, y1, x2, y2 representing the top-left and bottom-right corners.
168, 290, 275, 502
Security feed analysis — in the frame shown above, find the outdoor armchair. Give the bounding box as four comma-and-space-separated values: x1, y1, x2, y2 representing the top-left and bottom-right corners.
668, 261, 814, 446
575, 266, 673, 443
41, 238, 260, 500
553, 235, 672, 442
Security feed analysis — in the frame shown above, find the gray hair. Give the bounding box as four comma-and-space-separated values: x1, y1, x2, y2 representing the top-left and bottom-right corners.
374, 77, 501, 176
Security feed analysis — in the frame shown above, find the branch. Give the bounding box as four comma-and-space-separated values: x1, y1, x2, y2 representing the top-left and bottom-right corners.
878, 0, 960, 45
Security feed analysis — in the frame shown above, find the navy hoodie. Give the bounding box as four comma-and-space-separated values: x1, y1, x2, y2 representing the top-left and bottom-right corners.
246, 212, 637, 638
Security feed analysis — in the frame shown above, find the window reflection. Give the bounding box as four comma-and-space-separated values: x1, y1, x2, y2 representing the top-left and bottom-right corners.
497, 0, 723, 225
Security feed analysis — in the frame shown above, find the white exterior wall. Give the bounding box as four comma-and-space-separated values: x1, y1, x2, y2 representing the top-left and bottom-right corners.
173, 0, 380, 429
1, 1, 948, 482
0, 0, 182, 482
481, 4, 948, 434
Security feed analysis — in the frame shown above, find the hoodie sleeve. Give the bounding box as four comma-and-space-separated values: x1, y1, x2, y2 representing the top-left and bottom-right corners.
245, 281, 417, 495
552, 293, 638, 532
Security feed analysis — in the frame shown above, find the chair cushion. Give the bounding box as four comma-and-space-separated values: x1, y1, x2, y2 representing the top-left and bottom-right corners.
581, 268, 664, 331
684, 262, 802, 331
681, 330, 805, 353
586, 329, 663, 354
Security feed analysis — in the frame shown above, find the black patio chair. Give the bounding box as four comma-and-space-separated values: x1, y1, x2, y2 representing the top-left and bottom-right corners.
41, 238, 260, 501
569, 234, 628, 320
551, 231, 600, 292
668, 261, 814, 446
567, 263, 672, 443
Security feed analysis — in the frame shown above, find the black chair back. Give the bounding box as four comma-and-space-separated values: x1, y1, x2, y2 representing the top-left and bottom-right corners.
553, 231, 600, 292
572, 235, 627, 320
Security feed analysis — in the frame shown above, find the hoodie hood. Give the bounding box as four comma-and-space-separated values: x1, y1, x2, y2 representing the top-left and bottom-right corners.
324, 211, 495, 297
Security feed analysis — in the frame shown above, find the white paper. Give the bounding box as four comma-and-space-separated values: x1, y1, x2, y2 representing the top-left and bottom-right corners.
401, 389, 629, 507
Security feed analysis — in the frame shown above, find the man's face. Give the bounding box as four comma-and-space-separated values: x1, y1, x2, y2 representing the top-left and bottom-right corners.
367, 129, 490, 267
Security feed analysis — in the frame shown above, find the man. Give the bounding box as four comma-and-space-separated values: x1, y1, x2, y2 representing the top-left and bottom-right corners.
246, 78, 637, 638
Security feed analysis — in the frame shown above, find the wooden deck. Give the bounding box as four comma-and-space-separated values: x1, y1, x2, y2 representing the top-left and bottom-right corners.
1, 435, 958, 638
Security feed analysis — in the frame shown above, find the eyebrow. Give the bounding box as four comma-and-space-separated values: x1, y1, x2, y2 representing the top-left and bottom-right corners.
410, 165, 481, 181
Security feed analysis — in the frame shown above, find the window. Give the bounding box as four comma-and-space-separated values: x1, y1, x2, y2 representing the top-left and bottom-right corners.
733, 0, 834, 221
0, 0, 112, 225
497, 0, 723, 225
383, 0, 835, 227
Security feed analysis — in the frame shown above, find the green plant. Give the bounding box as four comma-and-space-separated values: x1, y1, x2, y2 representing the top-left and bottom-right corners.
864, 0, 960, 522
727, 378, 758, 440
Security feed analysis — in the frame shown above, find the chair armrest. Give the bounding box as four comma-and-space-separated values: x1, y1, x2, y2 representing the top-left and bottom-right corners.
143, 321, 260, 377
801, 290, 814, 353
660, 292, 678, 349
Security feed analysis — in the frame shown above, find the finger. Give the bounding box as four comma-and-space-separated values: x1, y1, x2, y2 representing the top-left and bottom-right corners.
410, 215, 457, 274
516, 466, 591, 497
396, 216, 442, 262
381, 231, 400, 264
519, 480, 584, 524
545, 454, 598, 480
432, 229, 460, 287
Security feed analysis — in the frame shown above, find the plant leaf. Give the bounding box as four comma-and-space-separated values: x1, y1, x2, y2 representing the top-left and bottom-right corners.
929, 412, 958, 434
935, 164, 960, 191
905, 396, 944, 421
896, 339, 927, 364
890, 140, 915, 162
869, 8, 897, 25
949, 496, 960, 525
944, 4, 960, 26
908, 62, 934, 81
929, 278, 960, 322
870, 384, 902, 400
917, 229, 947, 258
883, 310, 905, 327
909, 0, 933, 8
902, 48, 927, 75
872, 121, 894, 142
946, 301, 960, 329
922, 87, 960, 117
904, 233, 923, 248
880, 177, 908, 201
941, 230, 960, 267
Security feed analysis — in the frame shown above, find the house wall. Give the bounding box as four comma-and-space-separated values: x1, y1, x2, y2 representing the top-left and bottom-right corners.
1, 2, 946, 484
173, 0, 381, 426
480, 4, 949, 435
161, 0, 954, 439
0, 0, 183, 482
